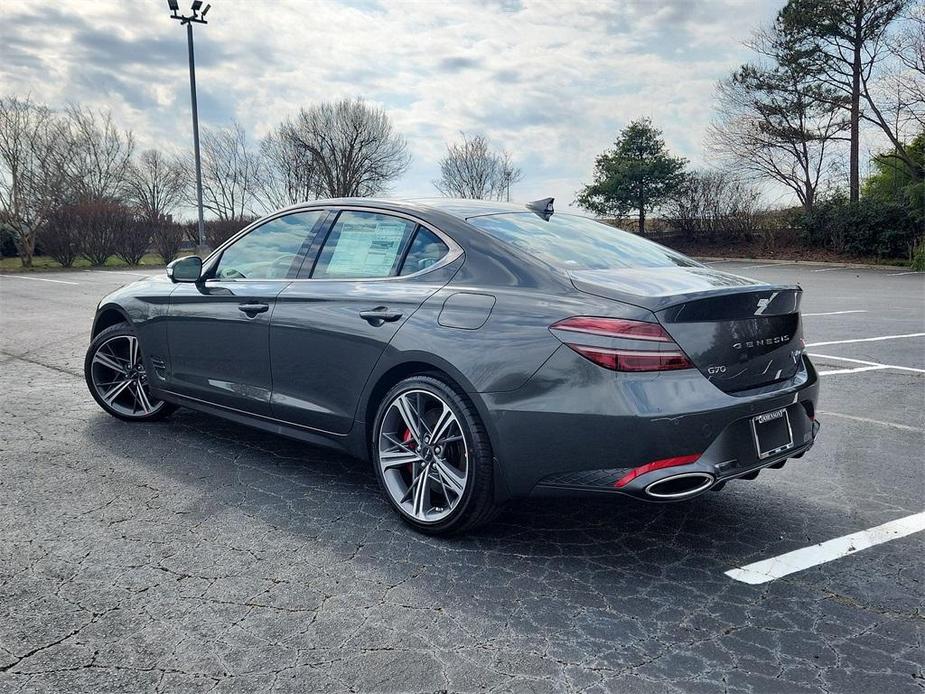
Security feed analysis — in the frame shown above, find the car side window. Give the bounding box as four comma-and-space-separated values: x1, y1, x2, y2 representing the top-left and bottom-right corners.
312, 211, 417, 279
215, 210, 324, 280
399, 228, 449, 276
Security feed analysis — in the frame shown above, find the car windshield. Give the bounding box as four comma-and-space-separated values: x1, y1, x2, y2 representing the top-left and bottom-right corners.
467, 212, 700, 270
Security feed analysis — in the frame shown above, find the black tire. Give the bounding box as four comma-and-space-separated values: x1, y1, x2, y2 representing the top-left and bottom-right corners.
84, 322, 176, 422
372, 374, 500, 535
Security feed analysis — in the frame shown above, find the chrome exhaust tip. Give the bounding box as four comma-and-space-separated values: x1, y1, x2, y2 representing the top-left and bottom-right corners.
644, 472, 715, 499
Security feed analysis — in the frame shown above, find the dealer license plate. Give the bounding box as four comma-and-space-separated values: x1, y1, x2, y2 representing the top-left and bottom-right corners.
752, 408, 794, 460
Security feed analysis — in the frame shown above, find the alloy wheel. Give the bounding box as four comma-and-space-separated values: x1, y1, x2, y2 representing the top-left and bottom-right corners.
377, 389, 469, 523
89, 334, 165, 418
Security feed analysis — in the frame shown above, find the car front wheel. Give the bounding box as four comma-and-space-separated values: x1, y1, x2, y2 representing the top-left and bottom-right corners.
84, 323, 175, 422
373, 375, 498, 535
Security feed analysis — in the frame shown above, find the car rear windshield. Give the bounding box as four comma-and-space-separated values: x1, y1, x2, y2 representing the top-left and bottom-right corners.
466, 212, 700, 270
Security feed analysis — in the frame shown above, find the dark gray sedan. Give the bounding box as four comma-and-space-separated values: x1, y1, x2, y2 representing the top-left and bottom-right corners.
85, 198, 820, 534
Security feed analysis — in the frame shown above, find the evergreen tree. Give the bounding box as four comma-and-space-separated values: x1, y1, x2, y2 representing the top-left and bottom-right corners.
577, 119, 686, 235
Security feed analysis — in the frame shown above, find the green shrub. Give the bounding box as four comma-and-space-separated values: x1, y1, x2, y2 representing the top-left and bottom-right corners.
913, 241, 925, 271
798, 194, 921, 259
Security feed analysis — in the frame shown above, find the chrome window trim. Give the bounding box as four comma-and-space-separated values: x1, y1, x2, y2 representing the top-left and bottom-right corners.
202, 278, 294, 285
203, 205, 463, 283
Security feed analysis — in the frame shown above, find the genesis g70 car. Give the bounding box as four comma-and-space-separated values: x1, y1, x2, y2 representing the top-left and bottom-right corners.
85, 198, 820, 534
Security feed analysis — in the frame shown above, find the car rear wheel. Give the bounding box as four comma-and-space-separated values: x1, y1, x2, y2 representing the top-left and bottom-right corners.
84, 323, 175, 422
373, 375, 498, 535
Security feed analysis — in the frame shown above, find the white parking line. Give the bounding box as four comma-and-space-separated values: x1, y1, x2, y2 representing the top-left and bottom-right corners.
0, 274, 80, 285
888, 271, 923, 276
735, 262, 797, 270
811, 267, 848, 273
817, 365, 888, 376
817, 410, 921, 433
809, 352, 925, 374
806, 332, 925, 347
802, 310, 867, 317
726, 511, 925, 585
84, 269, 156, 278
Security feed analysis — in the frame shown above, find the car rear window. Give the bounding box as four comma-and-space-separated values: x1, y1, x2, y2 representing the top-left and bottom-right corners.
466, 212, 699, 270
400, 228, 448, 276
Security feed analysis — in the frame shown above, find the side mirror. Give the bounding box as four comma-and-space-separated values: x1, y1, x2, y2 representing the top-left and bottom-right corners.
167, 256, 203, 283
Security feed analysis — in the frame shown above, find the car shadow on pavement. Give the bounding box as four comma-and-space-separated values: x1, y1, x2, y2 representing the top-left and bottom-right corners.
85, 406, 839, 572
76, 408, 925, 694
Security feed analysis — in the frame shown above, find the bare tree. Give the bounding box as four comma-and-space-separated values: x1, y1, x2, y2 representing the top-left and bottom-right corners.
76, 198, 130, 266
779, 0, 908, 202
187, 217, 255, 250
888, 4, 925, 124
124, 149, 186, 224
664, 171, 765, 242
151, 221, 186, 265
434, 133, 523, 200
113, 216, 152, 266
709, 27, 850, 213
874, 3, 925, 169
40, 202, 83, 267
284, 98, 410, 198
62, 105, 135, 201
858, 5, 924, 176
0, 96, 71, 266
191, 121, 259, 220
255, 125, 321, 212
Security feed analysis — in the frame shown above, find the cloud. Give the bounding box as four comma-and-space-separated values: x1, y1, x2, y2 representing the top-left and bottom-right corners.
0, 0, 785, 214
493, 68, 523, 84
437, 56, 483, 73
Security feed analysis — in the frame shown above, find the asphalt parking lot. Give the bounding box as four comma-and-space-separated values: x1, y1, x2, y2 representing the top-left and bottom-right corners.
1, 261, 922, 693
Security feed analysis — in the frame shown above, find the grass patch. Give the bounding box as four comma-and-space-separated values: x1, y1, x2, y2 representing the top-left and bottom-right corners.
0, 254, 165, 272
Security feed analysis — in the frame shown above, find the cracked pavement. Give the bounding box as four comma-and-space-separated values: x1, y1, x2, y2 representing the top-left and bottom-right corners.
0, 264, 922, 693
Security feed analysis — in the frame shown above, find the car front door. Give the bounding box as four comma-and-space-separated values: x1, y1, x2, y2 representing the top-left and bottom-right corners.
269, 208, 461, 433
165, 209, 328, 415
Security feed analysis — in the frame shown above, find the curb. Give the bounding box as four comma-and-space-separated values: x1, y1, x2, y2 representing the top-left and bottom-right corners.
694, 256, 911, 271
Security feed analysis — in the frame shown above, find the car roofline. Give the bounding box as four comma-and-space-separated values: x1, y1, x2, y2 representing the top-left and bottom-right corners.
271, 197, 578, 223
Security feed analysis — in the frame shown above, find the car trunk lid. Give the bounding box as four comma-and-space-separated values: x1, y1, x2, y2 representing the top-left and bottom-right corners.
570, 267, 804, 393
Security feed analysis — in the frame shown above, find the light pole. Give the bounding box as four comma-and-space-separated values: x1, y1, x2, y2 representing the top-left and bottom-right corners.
168, 0, 210, 254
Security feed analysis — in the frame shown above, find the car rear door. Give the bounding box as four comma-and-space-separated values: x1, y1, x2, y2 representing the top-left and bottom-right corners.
269, 208, 461, 433
165, 209, 328, 415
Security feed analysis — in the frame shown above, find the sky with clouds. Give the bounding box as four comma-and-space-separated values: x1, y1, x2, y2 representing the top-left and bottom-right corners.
1, 0, 792, 216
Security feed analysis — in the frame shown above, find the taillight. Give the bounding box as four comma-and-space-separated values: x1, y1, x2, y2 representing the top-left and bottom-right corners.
549, 316, 672, 342
551, 316, 694, 372
614, 453, 702, 488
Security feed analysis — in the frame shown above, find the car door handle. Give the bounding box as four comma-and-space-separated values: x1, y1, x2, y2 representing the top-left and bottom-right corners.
359, 307, 403, 326
238, 302, 269, 317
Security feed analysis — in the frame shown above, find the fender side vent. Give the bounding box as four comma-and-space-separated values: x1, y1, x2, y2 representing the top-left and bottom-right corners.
149, 356, 168, 380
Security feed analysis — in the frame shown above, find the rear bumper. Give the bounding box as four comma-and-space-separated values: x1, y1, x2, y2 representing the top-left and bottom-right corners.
577, 420, 820, 502
479, 346, 820, 499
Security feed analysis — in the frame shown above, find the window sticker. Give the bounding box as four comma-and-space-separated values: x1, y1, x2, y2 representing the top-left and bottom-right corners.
326, 219, 409, 276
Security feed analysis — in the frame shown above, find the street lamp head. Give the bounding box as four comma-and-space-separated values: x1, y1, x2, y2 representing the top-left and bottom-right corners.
167, 0, 209, 24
